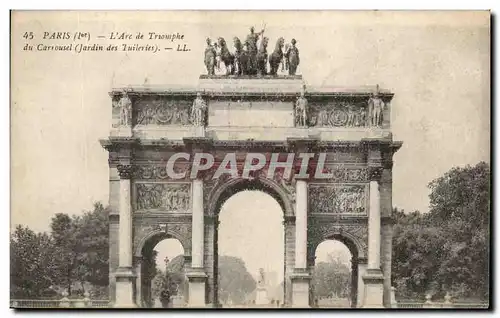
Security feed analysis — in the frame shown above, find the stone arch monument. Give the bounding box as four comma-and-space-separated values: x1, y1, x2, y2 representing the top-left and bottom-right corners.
101, 49, 402, 308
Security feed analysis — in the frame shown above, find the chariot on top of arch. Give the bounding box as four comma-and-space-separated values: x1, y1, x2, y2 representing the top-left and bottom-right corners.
204, 25, 300, 77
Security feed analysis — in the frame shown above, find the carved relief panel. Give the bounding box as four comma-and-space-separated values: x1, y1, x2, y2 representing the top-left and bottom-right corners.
135, 182, 191, 213
133, 165, 190, 181
135, 97, 192, 126
308, 100, 368, 128
309, 184, 368, 214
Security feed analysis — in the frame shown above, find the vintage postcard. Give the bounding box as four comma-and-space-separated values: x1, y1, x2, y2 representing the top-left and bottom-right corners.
10, 11, 490, 309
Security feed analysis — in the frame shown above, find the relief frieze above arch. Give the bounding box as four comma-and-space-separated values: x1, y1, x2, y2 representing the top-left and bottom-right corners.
135, 182, 191, 213
309, 183, 368, 214
133, 164, 190, 181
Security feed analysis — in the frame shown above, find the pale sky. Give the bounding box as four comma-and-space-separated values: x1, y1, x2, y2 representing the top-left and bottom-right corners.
11, 10, 489, 243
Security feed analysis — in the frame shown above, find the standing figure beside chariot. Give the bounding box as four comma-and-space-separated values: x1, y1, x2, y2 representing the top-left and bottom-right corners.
204, 26, 300, 76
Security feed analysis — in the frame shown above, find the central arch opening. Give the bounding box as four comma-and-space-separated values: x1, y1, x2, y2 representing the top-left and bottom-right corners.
216, 190, 285, 308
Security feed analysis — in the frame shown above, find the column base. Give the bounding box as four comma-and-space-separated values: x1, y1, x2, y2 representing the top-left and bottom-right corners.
362, 268, 385, 308
114, 267, 137, 308
111, 126, 133, 138
186, 268, 207, 308
290, 270, 311, 308
255, 286, 268, 305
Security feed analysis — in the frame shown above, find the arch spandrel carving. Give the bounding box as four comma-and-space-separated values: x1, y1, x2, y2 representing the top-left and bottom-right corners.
307, 222, 368, 260
206, 176, 294, 217
133, 222, 192, 257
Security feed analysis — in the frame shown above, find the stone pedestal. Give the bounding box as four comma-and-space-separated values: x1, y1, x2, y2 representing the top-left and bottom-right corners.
187, 270, 207, 308
357, 261, 367, 307
290, 271, 311, 308
362, 268, 385, 308
111, 126, 133, 138
255, 286, 268, 305
114, 268, 137, 308
171, 295, 185, 308
390, 286, 398, 308
194, 126, 205, 138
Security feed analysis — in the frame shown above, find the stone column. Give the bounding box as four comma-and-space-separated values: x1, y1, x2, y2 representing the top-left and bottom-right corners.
351, 257, 358, 308
307, 256, 316, 307
187, 178, 207, 307
291, 179, 310, 307
114, 164, 136, 307
134, 257, 142, 307
295, 180, 307, 269
368, 178, 381, 269
362, 167, 385, 308
283, 216, 296, 307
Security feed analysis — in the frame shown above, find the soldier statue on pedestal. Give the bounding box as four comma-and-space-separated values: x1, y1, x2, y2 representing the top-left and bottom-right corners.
191, 92, 207, 126
119, 90, 132, 126
368, 85, 385, 127
295, 87, 308, 127
258, 268, 266, 286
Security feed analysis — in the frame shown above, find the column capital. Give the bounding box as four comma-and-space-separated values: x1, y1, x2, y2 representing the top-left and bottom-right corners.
117, 164, 134, 179
204, 214, 219, 225
307, 255, 316, 267
283, 215, 296, 226
383, 160, 394, 170
368, 166, 383, 181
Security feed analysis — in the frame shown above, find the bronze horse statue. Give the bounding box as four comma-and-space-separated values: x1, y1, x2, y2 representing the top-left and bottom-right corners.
269, 37, 285, 76
256, 37, 269, 76
217, 37, 235, 75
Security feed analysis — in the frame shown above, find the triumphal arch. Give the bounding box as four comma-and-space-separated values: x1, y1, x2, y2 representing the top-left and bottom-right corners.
100, 32, 402, 308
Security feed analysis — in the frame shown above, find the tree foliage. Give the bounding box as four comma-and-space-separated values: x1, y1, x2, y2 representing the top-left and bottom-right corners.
312, 255, 351, 299
10, 226, 57, 298
392, 162, 490, 300
10, 202, 110, 298
217, 256, 256, 305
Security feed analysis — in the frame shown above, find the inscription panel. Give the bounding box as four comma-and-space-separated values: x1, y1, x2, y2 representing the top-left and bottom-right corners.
208, 101, 294, 127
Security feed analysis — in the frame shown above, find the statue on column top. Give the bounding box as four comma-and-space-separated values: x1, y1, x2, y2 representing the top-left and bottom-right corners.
191, 92, 207, 126
368, 85, 385, 127
295, 86, 308, 127
258, 268, 266, 286
119, 90, 132, 126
